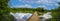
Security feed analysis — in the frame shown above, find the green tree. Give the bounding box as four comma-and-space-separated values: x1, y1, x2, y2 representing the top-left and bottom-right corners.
0, 0, 14, 21
50, 2, 60, 21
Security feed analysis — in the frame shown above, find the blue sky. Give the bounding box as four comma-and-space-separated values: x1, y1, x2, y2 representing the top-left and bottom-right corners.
8, 0, 60, 10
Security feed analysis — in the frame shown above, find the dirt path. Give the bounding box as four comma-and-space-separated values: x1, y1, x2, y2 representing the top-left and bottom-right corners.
27, 11, 39, 21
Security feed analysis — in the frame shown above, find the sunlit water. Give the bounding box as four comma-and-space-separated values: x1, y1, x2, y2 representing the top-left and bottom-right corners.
39, 12, 52, 21
10, 12, 32, 21
10, 12, 52, 21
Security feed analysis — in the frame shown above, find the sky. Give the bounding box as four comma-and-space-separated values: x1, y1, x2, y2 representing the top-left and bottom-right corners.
8, 0, 60, 10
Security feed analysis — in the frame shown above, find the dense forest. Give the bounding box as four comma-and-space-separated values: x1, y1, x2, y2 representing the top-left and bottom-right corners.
0, 0, 60, 21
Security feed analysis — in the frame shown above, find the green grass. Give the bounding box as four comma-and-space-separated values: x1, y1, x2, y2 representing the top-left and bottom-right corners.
49, 12, 60, 21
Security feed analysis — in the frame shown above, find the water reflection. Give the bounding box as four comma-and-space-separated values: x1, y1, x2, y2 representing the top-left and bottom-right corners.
10, 12, 52, 21
10, 12, 32, 21
39, 12, 52, 21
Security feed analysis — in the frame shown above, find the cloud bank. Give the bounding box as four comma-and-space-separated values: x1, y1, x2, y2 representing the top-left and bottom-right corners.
12, 4, 32, 8
9, 0, 60, 10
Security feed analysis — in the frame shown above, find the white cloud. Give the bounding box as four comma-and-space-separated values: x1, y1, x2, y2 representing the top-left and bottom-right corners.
36, 0, 41, 3
12, 4, 32, 8
19, 0, 22, 1
19, 0, 26, 2
37, 1, 41, 3
57, 0, 60, 2
18, 0, 58, 4
18, 0, 58, 9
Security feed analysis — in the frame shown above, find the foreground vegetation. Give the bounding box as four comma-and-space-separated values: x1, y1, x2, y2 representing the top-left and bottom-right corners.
0, 0, 14, 21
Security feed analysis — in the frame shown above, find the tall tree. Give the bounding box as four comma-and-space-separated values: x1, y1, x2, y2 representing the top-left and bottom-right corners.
0, 0, 14, 21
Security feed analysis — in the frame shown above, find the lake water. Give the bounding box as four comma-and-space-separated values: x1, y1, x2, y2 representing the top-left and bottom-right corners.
39, 12, 52, 21
10, 12, 32, 21
10, 12, 52, 21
